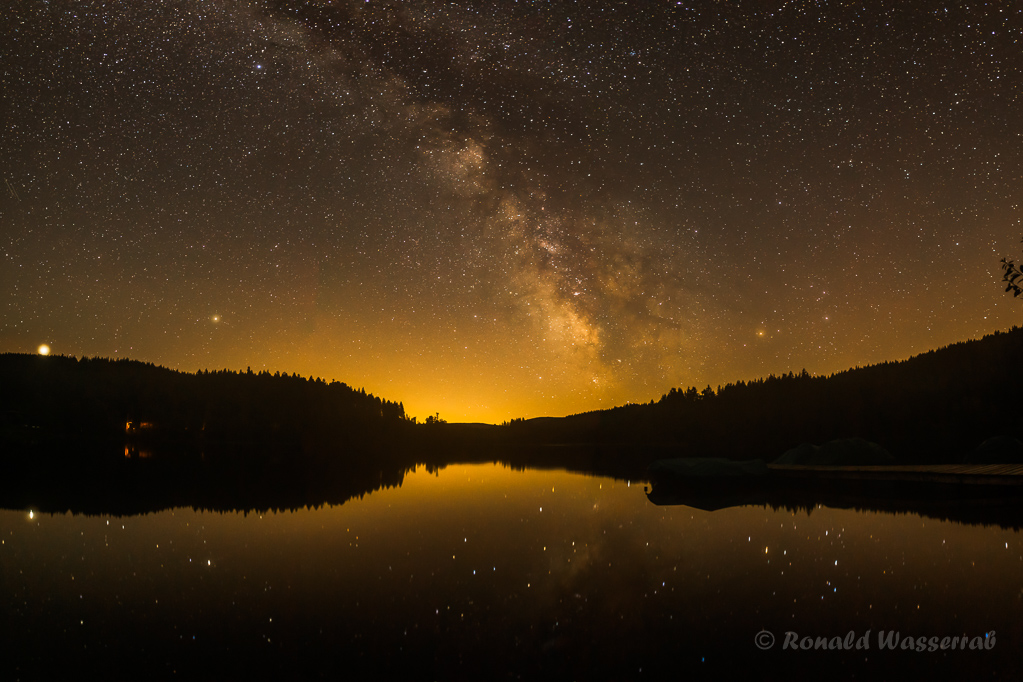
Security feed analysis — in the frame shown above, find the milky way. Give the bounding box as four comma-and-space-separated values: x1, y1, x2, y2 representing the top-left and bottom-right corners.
2, 1, 1022, 421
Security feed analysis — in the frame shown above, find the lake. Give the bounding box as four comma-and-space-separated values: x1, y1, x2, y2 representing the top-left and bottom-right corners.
2, 462, 1021, 680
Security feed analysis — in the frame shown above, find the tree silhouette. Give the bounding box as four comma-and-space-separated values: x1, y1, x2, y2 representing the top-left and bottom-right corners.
1001, 241, 1023, 297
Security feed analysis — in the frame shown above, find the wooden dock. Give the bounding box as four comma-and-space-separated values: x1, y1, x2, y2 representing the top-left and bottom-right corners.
768, 463, 1023, 486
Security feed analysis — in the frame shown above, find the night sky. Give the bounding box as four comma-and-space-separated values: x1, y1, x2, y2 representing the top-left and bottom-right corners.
2, 1, 1021, 422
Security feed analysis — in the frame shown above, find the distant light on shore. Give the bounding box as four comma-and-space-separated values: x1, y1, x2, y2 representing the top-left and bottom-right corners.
37, 344, 50, 355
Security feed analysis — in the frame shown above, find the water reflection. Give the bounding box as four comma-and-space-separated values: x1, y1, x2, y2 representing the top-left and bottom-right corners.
2, 463, 1021, 680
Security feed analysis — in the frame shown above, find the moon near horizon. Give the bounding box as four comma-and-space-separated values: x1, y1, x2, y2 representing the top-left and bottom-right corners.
37, 344, 50, 356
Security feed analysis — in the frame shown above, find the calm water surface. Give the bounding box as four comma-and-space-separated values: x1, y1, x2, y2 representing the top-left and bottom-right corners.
2, 463, 1021, 680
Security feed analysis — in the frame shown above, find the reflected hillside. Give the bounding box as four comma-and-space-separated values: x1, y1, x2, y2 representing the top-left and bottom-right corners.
0, 442, 417, 516
647, 473, 1023, 530
0, 438, 646, 517
4, 442, 1023, 531
5, 329, 1023, 526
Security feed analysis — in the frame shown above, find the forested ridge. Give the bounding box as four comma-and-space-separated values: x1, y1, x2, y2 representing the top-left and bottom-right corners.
4, 330, 1023, 515
500, 327, 1023, 464
1, 353, 412, 453
5, 326, 1023, 467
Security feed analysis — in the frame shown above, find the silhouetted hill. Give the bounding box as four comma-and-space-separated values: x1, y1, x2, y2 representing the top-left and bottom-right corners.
6, 339, 1023, 524
6, 327, 1023, 472
497, 327, 1023, 464
0, 353, 412, 458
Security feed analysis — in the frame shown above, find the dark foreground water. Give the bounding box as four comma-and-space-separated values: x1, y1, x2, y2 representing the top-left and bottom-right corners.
2, 463, 1021, 680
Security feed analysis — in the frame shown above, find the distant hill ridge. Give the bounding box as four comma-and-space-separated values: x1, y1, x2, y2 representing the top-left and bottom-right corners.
5, 327, 1023, 464
0, 353, 411, 452
500, 327, 1023, 464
